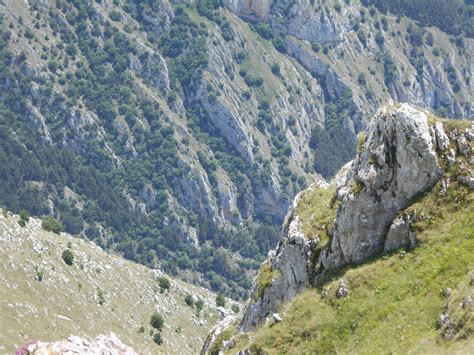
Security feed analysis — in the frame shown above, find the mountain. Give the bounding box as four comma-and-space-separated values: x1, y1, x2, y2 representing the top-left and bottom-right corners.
203, 104, 474, 353
0, 0, 472, 298
0, 210, 239, 353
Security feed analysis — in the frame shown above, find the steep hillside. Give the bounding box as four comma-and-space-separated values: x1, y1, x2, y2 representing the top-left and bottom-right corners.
0, 0, 471, 298
0, 210, 240, 354
203, 104, 474, 353
231, 186, 473, 353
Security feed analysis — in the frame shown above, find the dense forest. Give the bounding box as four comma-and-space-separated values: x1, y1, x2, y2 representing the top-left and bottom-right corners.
361, 0, 474, 37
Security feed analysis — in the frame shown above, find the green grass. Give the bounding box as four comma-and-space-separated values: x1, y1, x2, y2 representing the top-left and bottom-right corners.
209, 325, 237, 353
232, 180, 474, 353
0, 213, 222, 353
427, 115, 472, 132
295, 185, 337, 256
256, 263, 282, 301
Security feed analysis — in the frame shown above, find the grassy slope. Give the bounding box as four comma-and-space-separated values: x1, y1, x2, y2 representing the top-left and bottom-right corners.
0, 212, 228, 354
231, 132, 474, 353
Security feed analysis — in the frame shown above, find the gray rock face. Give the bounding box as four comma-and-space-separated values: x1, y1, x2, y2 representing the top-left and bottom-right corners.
237, 103, 461, 332
16, 334, 137, 355
433, 121, 450, 151
320, 104, 443, 270
201, 315, 237, 355
227, 0, 471, 119
239, 194, 318, 331
384, 213, 417, 253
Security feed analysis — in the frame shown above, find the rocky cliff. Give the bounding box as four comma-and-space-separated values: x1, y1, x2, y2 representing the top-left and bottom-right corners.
0, 0, 472, 297
237, 103, 473, 332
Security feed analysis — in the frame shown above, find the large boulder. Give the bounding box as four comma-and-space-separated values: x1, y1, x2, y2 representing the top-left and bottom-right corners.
320, 103, 443, 269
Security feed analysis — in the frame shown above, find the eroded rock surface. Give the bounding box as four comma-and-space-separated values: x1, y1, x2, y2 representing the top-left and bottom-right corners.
16, 334, 136, 355
240, 192, 318, 331
237, 103, 473, 332
320, 104, 443, 269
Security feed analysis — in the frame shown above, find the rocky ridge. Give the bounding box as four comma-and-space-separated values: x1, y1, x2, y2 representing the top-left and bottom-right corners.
201, 103, 473, 345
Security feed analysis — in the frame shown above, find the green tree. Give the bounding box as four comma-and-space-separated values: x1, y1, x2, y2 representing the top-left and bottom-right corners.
61, 249, 74, 266
158, 277, 171, 293
42, 216, 64, 234
216, 293, 225, 307
19, 209, 30, 222
150, 312, 164, 330
231, 303, 240, 313
185, 294, 194, 307
153, 332, 163, 345
196, 299, 204, 312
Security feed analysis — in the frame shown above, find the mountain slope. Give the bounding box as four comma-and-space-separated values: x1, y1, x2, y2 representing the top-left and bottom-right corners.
232, 191, 473, 353
0, 210, 236, 354
0, 0, 471, 298
203, 104, 474, 353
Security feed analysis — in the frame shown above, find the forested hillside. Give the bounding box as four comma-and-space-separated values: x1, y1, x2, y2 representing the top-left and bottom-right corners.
361, 0, 474, 37
0, 0, 471, 299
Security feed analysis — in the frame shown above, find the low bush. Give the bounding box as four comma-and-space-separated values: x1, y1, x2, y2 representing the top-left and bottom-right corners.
150, 312, 164, 330
61, 249, 74, 266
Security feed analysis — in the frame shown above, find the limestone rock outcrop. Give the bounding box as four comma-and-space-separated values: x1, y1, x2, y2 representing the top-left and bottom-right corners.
320, 104, 443, 269
237, 103, 473, 332
16, 334, 136, 355
240, 189, 319, 331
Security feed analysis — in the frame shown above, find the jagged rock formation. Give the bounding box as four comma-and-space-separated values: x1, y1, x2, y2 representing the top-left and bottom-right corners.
320, 104, 443, 269
237, 103, 474, 331
16, 334, 136, 355
240, 202, 318, 331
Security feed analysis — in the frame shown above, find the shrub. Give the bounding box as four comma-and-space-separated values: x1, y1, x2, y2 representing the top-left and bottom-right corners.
357, 29, 367, 47
158, 277, 171, 292
42, 216, 64, 234
272, 35, 287, 53
61, 249, 74, 266
19, 209, 30, 223
196, 299, 204, 312
425, 32, 434, 46
24, 28, 34, 39
150, 312, 164, 330
254, 23, 272, 39
216, 293, 225, 307
153, 333, 163, 345
311, 42, 320, 52
97, 289, 105, 305
47, 60, 59, 73
185, 294, 194, 307
231, 304, 240, 313
375, 32, 384, 47
271, 63, 280, 76
109, 10, 122, 22
36, 270, 44, 282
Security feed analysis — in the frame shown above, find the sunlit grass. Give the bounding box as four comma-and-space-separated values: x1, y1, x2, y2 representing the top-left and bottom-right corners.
233, 181, 474, 353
